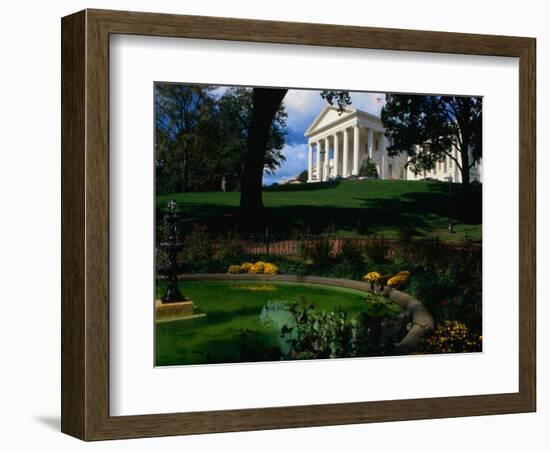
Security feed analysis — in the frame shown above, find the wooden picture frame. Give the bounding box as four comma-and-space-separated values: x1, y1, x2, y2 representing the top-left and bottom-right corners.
61, 9, 536, 441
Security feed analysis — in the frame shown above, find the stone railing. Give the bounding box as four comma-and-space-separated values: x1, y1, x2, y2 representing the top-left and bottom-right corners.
177, 273, 434, 355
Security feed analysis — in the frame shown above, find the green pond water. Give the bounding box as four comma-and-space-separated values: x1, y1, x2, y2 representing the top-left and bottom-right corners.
155, 280, 403, 366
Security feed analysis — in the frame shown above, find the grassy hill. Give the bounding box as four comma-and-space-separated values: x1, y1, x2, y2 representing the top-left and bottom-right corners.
156, 179, 481, 242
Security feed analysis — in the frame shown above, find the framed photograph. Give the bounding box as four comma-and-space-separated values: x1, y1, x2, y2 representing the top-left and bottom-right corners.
61, 9, 536, 440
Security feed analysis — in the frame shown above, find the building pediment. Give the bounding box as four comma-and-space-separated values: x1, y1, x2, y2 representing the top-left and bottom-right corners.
304, 105, 355, 137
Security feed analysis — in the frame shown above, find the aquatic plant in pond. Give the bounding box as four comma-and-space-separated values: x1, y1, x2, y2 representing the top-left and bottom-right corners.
282, 297, 407, 360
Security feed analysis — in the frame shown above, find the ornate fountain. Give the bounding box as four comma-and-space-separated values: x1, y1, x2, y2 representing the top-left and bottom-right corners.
156, 200, 203, 321
160, 199, 185, 303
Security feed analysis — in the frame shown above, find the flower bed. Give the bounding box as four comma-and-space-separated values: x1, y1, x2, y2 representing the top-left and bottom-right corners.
227, 261, 279, 275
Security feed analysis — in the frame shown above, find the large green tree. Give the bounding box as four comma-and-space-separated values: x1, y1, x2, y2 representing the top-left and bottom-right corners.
380, 95, 482, 186
155, 84, 217, 193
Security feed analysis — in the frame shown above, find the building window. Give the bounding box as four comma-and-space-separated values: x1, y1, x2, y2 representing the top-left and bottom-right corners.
388, 163, 393, 177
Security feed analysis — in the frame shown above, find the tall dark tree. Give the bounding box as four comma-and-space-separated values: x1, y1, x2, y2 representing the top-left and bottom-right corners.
240, 88, 288, 222
381, 95, 482, 186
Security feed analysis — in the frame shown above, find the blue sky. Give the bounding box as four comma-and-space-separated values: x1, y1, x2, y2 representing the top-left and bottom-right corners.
263, 89, 386, 185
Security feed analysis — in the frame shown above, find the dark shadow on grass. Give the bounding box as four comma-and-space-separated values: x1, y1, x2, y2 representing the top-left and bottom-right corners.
352, 182, 481, 228
156, 181, 481, 238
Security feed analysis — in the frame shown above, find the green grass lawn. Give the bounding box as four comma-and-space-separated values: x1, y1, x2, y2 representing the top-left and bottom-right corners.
156, 179, 481, 242
155, 280, 400, 366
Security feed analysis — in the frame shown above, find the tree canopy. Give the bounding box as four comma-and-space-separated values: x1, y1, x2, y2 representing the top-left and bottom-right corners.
381, 94, 482, 185
155, 84, 287, 194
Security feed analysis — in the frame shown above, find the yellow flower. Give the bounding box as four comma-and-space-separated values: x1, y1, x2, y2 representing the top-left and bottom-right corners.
227, 264, 243, 274
423, 320, 481, 354
249, 261, 266, 274
262, 262, 279, 275
363, 271, 381, 283
387, 270, 410, 287
230, 261, 280, 275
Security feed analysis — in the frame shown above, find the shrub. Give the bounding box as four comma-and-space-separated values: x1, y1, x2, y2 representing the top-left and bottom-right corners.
323, 261, 363, 280
358, 158, 379, 178
215, 235, 245, 260
297, 169, 308, 183
268, 256, 309, 276
340, 238, 363, 266
297, 235, 331, 267
421, 320, 481, 354
181, 224, 215, 263
363, 238, 388, 264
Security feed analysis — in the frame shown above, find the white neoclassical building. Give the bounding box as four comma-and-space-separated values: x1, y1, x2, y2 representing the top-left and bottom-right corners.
304, 105, 482, 183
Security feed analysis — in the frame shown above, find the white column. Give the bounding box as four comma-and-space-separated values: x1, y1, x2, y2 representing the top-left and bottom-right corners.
381, 136, 387, 179
343, 128, 349, 177
307, 143, 313, 182
333, 133, 340, 178
367, 128, 374, 160
316, 142, 322, 181
323, 137, 330, 181
352, 125, 360, 176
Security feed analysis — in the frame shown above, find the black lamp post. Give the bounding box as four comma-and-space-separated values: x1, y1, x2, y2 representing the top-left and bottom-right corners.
161, 199, 185, 303
446, 176, 454, 233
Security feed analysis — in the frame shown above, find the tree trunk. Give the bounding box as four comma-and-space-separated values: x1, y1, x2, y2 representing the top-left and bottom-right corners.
240, 88, 287, 229
460, 143, 470, 187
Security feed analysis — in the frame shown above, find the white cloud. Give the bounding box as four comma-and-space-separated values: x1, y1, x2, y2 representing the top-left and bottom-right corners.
284, 89, 325, 113
264, 143, 308, 185
283, 90, 326, 132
